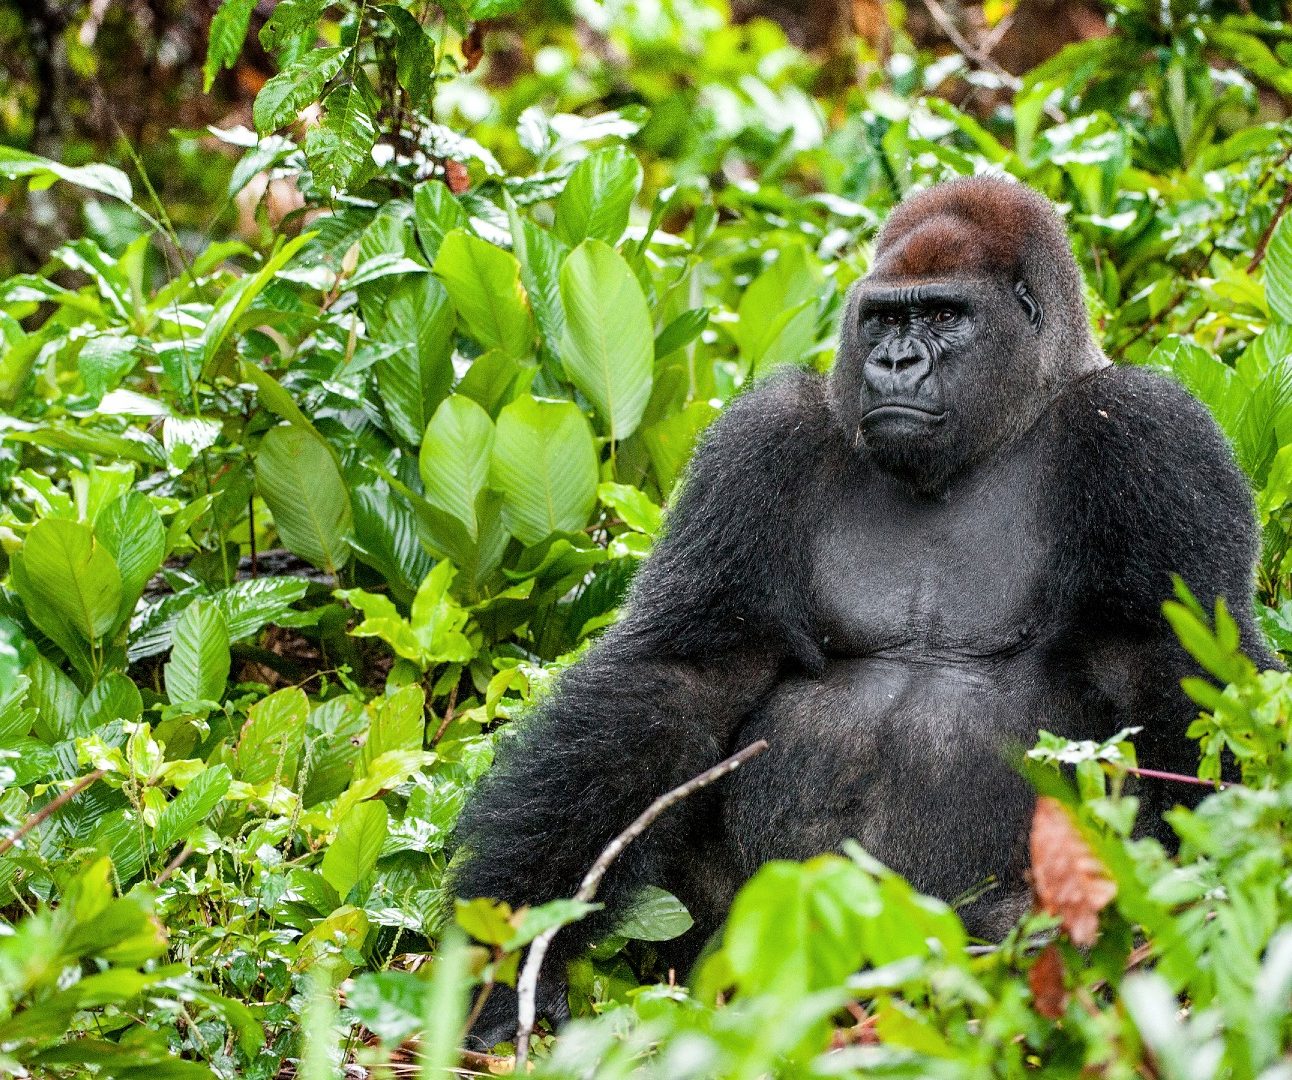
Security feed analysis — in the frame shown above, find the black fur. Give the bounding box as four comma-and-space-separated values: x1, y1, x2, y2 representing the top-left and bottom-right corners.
450, 177, 1270, 1045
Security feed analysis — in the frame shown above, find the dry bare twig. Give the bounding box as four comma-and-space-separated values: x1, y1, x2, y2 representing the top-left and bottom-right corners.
0, 768, 106, 858
512, 739, 770, 1070
919, 0, 1065, 123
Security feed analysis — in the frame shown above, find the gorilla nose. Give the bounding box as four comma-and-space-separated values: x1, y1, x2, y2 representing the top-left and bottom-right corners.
865, 342, 931, 395
882, 341, 923, 371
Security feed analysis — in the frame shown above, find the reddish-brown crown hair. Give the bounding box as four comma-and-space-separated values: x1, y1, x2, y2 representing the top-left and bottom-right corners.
870, 176, 1069, 283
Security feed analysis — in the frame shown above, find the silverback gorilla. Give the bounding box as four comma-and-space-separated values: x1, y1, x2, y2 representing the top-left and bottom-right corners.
452, 176, 1271, 1039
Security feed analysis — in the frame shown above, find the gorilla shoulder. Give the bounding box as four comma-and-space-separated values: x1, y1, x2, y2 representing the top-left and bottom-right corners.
612, 367, 836, 666
1054, 363, 1261, 635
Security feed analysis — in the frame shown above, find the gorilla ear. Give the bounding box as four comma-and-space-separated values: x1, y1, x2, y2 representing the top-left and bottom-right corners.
1013, 280, 1044, 333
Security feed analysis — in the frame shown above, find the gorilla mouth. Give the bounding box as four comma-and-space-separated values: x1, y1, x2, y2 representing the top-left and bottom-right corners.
862, 404, 947, 424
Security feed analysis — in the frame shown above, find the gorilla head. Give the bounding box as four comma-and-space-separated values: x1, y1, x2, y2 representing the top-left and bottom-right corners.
831, 176, 1108, 493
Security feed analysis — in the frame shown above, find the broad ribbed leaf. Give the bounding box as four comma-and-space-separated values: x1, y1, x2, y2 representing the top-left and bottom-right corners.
433, 229, 534, 359
554, 146, 643, 247
321, 800, 388, 898
385, 5, 435, 103
372, 275, 456, 446
1267, 213, 1292, 324
419, 396, 495, 538
83, 672, 144, 729
203, 0, 256, 91
164, 600, 230, 705
241, 360, 320, 434
19, 517, 123, 642
358, 684, 425, 773
509, 202, 567, 355
96, 491, 165, 628
642, 400, 718, 491
0, 146, 133, 204
156, 764, 232, 852
655, 308, 710, 360
256, 425, 353, 573
614, 886, 694, 942
304, 83, 379, 193
1147, 337, 1243, 441
259, 0, 328, 51
560, 239, 653, 441
412, 180, 469, 262
491, 395, 598, 545
201, 234, 311, 378
236, 686, 309, 785
213, 577, 310, 641
350, 480, 436, 604
253, 47, 348, 133
751, 299, 817, 376
733, 243, 820, 365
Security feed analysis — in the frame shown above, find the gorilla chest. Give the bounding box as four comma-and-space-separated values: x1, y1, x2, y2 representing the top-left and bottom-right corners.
809, 469, 1053, 656
716, 466, 1058, 905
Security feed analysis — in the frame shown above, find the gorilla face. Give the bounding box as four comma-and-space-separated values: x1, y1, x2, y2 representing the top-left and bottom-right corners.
836, 275, 1046, 493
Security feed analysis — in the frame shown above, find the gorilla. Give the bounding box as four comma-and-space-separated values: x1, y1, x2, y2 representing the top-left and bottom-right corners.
452, 176, 1271, 1038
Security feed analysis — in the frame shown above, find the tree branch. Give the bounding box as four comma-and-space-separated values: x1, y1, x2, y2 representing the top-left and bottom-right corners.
1126, 765, 1230, 790
0, 768, 106, 858
512, 739, 770, 1069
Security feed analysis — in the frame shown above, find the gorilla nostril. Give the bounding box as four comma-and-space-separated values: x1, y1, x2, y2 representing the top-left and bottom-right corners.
878, 344, 923, 374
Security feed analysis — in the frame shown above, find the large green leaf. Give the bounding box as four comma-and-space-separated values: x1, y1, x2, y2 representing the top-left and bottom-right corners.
18, 518, 123, 644
375, 466, 510, 592
1266, 212, 1292, 325
256, 425, 353, 573
412, 180, 469, 262
642, 400, 719, 491
370, 275, 456, 446
0, 146, 133, 205
95, 492, 166, 629
203, 0, 257, 91
236, 686, 309, 786
304, 82, 379, 193
559, 239, 654, 441
259, 0, 329, 52
384, 5, 436, 104
491, 395, 598, 545
213, 576, 311, 641
82, 673, 143, 729
614, 886, 694, 942
350, 480, 437, 604
155, 764, 233, 853
164, 600, 231, 705
508, 201, 567, 357
1148, 337, 1244, 443
733, 243, 822, 373
321, 800, 388, 899
419, 396, 495, 538
26, 653, 83, 742
253, 47, 349, 132
358, 684, 426, 774
200, 234, 312, 378
554, 145, 643, 247
302, 696, 367, 808
433, 229, 534, 359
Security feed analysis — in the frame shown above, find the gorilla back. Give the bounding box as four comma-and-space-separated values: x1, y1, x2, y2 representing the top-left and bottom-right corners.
452, 176, 1270, 1033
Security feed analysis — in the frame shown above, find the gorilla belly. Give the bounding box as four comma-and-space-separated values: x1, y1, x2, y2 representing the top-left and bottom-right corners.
715, 653, 1044, 925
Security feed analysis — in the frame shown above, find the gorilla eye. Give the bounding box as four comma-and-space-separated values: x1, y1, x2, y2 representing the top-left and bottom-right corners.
933, 309, 958, 324
880, 312, 901, 327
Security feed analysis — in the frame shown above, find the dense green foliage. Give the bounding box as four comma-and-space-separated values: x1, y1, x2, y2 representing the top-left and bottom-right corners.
3, 1, 1292, 1076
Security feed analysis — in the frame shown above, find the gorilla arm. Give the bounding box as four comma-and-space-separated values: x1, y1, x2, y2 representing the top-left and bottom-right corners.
450, 371, 826, 979
1063, 366, 1276, 786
